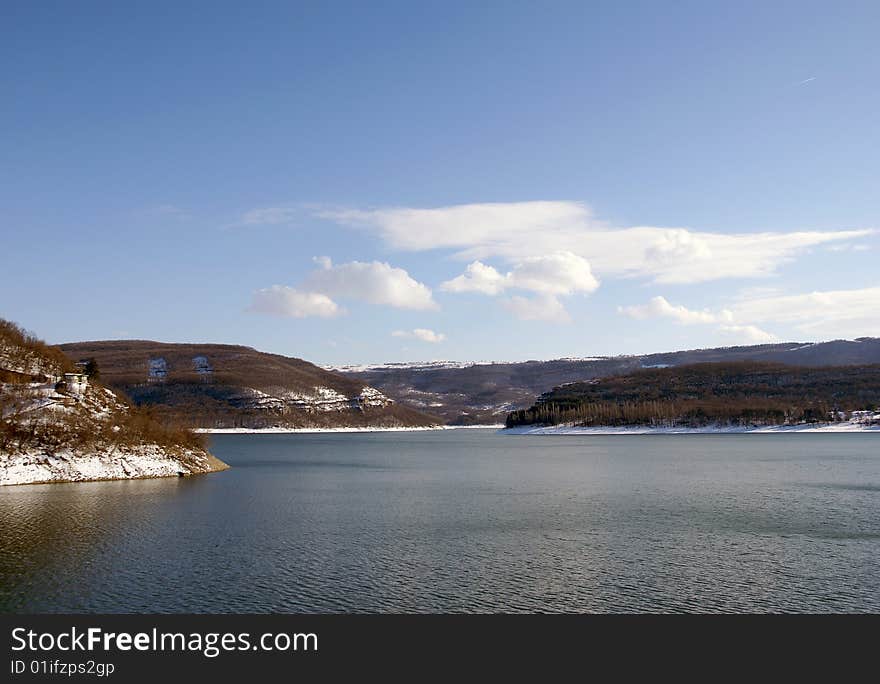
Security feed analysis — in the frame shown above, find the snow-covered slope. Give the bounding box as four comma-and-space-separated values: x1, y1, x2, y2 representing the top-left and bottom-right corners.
323, 360, 489, 373
1, 443, 224, 486
1, 320, 228, 486
1, 378, 228, 486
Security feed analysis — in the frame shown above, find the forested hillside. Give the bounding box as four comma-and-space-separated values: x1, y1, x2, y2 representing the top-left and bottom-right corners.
506, 362, 880, 429
337, 338, 880, 424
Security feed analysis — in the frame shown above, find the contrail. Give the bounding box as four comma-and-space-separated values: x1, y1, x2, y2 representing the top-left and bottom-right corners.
797, 77, 817, 86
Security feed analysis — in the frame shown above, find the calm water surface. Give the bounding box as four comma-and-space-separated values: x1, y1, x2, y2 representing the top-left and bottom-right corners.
1, 430, 878, 613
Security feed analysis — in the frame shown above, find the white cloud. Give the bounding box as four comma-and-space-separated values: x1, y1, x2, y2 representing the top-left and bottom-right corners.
440, 261, 508, 295
618, 296, 732, 325
644, 229, 713, 267
302, 258, 437, 311
392, 328, 446, 343
504, 294, 571, 324
319, 201, 593, 252
441, 252, 599, 297
618, 295, 775, 342
730, 286, 880, 338
508, 252, 599, 295
718, 324, 779, 344
619, 285, 880, 342
319, 201, 873, 284
249, 286, 341, 318
827, 243, 871, 253
250, 257, 436, 318
638, 229, 873, 284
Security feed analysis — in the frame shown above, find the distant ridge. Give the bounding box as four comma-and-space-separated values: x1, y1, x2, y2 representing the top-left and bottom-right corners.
334, 338, 880, 424
326, 339, 880, 372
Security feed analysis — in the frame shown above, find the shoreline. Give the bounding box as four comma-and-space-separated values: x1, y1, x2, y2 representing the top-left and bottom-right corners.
503, 423, 880, 435
0, 446, 229, 487
196, 424, 505, 434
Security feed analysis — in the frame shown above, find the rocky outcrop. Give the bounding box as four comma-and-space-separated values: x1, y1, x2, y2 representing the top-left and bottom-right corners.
238, 385, 394, 413
0, 377, 229, 486
2, 318, 229, 486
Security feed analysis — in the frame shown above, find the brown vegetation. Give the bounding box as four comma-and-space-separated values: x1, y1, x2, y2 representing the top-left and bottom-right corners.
59, 340, 440, 429
59, 340, 365, 395
1, 318, 207, 455
0, 319, 73, 376
1, 385, 207, 455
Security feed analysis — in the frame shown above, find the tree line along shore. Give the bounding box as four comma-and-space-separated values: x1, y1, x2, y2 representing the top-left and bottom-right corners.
505, 362, 880, 429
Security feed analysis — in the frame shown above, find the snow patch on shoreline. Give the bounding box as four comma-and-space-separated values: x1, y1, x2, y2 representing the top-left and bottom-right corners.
196, 424, 504, 434
504, 423, 880, 435
0, 445, 224, 486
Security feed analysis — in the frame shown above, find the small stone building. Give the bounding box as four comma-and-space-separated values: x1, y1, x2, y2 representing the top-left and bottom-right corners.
63, 372, 88, 396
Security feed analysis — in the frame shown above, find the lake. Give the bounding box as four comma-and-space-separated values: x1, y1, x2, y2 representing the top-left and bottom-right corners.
1, 430, 878, 613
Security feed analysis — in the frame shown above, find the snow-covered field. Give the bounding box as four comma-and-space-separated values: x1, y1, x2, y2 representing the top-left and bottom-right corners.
0, 445, 225, 486
505, 422, 880, 435
324, 357, 609, 373
196, 424, 504, 434
323, 360, 485, 373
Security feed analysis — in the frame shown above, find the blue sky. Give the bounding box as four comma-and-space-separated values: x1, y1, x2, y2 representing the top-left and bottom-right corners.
2, 1, 878, 364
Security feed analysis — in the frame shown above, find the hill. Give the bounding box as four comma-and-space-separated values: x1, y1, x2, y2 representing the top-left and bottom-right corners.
59, 340, 439, 429
505, 362, 880, 429
334, 338, 880, 424
1, 319, 228, 485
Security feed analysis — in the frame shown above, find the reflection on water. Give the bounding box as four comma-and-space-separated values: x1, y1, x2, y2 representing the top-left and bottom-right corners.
1, 431, 879, 613
0, 477, 199, 612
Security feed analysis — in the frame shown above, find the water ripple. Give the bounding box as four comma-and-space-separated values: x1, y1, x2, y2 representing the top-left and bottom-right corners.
2, 431, 879, 613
